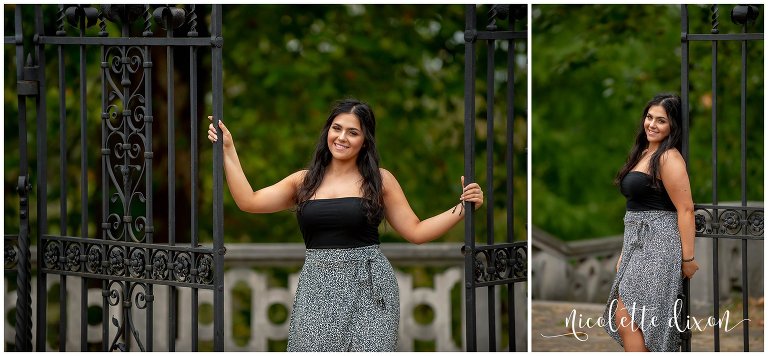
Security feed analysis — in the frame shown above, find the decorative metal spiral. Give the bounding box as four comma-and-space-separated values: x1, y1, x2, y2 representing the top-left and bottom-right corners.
143, 5, 153, 36
187, 4, 198, 36
711, 5, 720, 34
56, 5, 66, 36
98, 8, 107, 36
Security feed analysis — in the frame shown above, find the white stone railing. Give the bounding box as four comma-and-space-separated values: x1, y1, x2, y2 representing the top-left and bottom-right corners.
5, 243, 526, 351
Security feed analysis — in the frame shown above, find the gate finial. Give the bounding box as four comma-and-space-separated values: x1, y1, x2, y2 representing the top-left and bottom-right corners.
487, 5, 509, 31
153, 5, 186, 31
731, 5, 759, 25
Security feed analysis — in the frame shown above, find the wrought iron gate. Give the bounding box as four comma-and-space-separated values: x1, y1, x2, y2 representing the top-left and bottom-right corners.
680, 4, 764, 352
462, 4, 527, 352
4, 4, 225, 351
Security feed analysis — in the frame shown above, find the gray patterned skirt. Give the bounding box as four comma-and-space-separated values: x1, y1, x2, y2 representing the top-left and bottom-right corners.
287, 245, 400, 352
603, 210, 683, 352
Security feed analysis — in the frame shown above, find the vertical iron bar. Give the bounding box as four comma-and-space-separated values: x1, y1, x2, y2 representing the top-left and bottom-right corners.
100, 14, 109, 351
486, 30, 496, 353
710, 5, 720, 350
35, 4, 50, 352
679, 5, 691, 352
78, 11, 89, 351
463, 4, 478, 352
14, 4, 33, 351
57, 3, 68, 351
211, 5, 225, 351
165, 12, 178, 351
120, 17, 133, 352
189, 17, 200, 351
506, 23, 517, 351
142, 4, 154, 352
739, 21, 749, 352
681, 5, 690, 162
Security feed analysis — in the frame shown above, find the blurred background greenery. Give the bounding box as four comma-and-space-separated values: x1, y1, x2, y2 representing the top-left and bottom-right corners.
532, 4, 763, 241
4, 4, 527, 246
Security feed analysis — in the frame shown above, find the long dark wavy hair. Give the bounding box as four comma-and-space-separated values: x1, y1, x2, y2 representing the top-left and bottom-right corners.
615, 93, 683, 189
296, 99, 384, 223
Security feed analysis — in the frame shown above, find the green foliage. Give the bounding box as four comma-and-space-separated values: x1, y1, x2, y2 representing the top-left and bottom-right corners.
532, 4, 764, 241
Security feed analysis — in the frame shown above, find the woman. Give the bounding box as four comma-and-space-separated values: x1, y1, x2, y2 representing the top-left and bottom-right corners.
602, 93, 700, 352
207, 99, 483, 351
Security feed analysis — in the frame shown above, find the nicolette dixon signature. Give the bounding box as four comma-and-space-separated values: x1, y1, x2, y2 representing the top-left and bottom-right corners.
541, 299, 750, 341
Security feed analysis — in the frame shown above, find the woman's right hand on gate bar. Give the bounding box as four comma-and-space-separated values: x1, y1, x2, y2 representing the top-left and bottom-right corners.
208, 116, 234, 149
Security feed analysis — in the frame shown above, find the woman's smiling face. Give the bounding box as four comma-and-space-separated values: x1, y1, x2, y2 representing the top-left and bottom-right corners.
644, 105, 671, 145
327, 113, 364, 161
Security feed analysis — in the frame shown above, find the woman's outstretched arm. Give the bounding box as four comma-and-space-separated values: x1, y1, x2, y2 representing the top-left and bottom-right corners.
381, 168, 483, 245
208, 117, 303, 213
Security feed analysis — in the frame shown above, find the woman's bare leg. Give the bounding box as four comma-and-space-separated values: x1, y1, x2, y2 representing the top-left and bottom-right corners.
615, 296, 649, 352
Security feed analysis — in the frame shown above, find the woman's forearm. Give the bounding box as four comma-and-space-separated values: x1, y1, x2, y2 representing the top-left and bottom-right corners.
678, 209, 695, 259
403, 203, 466, 245
221, 144, 257, 211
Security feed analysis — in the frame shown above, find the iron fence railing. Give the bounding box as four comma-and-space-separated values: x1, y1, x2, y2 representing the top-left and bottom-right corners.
680, 4, 764, 352
4, 4, 225, 351
462, 4, 528, 352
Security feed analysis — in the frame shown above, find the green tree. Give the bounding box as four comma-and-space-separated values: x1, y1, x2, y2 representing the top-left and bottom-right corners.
532, 4, 763, 241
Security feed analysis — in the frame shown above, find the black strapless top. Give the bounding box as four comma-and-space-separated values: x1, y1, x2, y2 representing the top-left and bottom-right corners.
296, 197, 381, 249
620, 171, 676, 211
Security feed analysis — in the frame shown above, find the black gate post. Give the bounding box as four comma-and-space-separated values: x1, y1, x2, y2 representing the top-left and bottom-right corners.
34, 4, 50, 352
463, 4, 527, 352
12, 4, 34, 351
462, 4, 478, 352
211, 4, 226, 351
680, 4, 763, 352
679, 4, 692, 352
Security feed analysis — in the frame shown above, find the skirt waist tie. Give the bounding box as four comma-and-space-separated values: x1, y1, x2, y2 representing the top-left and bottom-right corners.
356, 258, 385, 310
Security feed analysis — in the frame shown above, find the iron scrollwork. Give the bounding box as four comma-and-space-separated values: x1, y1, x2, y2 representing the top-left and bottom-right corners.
465, 243, 527, 285
4, 237, 19, 270
105, 280, 152, 352
41, 237, 216, 289
103, 43, 150, 244
694, 207, 764, 238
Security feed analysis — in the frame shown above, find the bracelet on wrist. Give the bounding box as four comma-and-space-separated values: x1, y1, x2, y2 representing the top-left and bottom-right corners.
682, 256, 695, 263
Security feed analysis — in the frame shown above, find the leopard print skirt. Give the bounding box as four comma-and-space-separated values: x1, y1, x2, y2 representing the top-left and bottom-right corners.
287, 245, 399, 351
